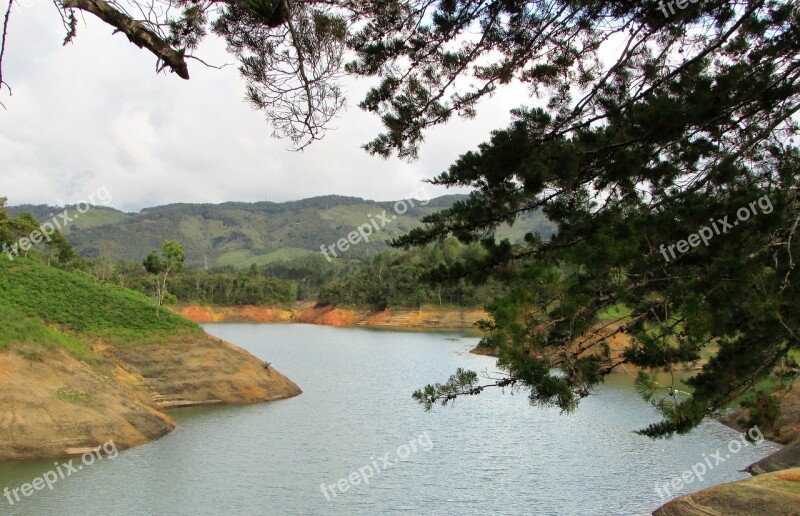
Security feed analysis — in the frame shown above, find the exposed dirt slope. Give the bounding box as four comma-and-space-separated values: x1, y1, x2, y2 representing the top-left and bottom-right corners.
0, 334, 301, 462
104, 332, 302, 408
176, 303, 488, 329
652, 468, 800, 515
0, 348, 173, 461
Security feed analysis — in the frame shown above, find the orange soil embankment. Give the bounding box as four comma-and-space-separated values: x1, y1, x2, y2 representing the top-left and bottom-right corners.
175, 303, 488, 330
180, 305, 296, 323
0, 332, 302, 462
0, 348, 175, 461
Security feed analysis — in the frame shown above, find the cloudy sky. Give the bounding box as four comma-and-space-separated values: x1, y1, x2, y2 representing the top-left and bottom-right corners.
0, 1, 533, 212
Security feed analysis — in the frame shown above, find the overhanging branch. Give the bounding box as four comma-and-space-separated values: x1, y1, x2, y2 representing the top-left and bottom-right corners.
0, 0, 13, 108
60, 0, 190, 79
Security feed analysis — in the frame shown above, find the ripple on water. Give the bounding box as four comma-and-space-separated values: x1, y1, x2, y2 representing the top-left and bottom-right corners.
0, 324, 781, 516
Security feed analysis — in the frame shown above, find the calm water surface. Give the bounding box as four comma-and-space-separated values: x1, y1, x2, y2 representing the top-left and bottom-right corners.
0, 324, 780, 515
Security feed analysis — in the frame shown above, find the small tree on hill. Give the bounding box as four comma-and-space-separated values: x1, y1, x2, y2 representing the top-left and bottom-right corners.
143, 240, 185, 313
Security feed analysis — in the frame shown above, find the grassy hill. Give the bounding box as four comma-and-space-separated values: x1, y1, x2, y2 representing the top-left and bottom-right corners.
0, 304, 95, 360
0, 258, 197, 345
0, 255, 201, 362
0, 257, 300, 461
8, 195, 555, 268
6, 204, 132, 232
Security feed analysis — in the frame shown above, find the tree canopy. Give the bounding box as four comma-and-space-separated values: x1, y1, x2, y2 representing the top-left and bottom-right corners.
2, 0, 799, 436
390, 1, 800, 437
143, 240, 186, 307
0, 198, 78, 265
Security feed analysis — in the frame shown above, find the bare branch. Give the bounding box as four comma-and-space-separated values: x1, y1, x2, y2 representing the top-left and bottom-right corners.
59, 0, 190, 79
185, 54, 233, 70
0, 0, 13, 109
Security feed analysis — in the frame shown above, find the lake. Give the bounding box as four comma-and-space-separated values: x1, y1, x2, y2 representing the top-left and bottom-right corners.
0, 324, 780, 515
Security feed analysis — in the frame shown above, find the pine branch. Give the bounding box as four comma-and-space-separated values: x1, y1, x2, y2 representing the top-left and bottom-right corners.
412, 368, 519, 410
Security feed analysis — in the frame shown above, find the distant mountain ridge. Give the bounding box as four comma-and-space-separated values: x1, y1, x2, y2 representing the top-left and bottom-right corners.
8, 194, 555, 268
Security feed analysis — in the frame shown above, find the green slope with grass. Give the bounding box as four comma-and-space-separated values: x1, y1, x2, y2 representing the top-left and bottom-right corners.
0, 256, 301, 461
0, 258, 198, 346
6, 204, 131, 232
0, 304, 94, 360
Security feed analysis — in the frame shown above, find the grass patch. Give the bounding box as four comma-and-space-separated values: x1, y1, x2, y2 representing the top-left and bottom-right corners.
0, 258, 200, 354
105, 328, 196, 346
0, 258, 199, 342
597, 303, 633, 321
0, 305, 95, 360
63, 208, 130, 232
56, 388, 92, 404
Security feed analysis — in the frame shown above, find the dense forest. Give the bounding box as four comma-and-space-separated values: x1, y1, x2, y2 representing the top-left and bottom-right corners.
122, 239, 502, 309
3, 199, 501, 309
7, 196, 555, 268
3, 192, 540, 310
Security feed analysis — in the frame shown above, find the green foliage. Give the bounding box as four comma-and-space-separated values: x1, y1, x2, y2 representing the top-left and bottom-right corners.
740, 392, 782, 436
412, 368, 527, 411
412, 368, 480, 410
242, 0, 290, 27
108, 241, 501, 309
143, 250, 163, 274
16, 195, 550, 269
55, 388, 93, 404
124, 268, 298, 306
161, 240, 186, 274
598, 304, 633, 322
46, 229, 77, 265
143, 240, 186, 307
5, 204, 130, 233
395, 2, 800, 437
261, 253, 341, 300
0, 197, 9, 243
0, 258, 198, 343
144, 240, 185, 276
0, 200, 79, 266
0, 304, 95, 361
99, 236, 503, 309
317, 240, 505, 309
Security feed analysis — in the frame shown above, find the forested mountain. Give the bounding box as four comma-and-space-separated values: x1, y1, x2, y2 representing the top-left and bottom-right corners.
9, 195, 554, 268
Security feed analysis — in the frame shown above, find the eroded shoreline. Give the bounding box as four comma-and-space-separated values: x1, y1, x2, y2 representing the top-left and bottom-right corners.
0, 331, 301, 463
175, 303, 488, 330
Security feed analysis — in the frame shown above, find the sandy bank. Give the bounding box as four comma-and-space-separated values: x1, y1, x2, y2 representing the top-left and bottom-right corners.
0, 332, 301, 462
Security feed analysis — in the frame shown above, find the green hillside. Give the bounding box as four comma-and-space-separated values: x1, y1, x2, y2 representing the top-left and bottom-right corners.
9, 195, 555, 269
6, 204, 132, 232
0, 258, 198, 347
0, 304, 94, 360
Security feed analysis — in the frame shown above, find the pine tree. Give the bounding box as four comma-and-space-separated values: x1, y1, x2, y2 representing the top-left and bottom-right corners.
384, 1, 800, 437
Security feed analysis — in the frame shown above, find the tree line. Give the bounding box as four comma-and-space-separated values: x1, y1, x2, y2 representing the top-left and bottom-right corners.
1, 201, 499, 309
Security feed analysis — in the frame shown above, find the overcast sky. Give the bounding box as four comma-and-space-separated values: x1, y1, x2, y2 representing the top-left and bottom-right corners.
0, 1, 534, 212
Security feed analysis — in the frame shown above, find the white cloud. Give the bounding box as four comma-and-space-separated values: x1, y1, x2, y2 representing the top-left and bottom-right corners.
0, 1, 532, 211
